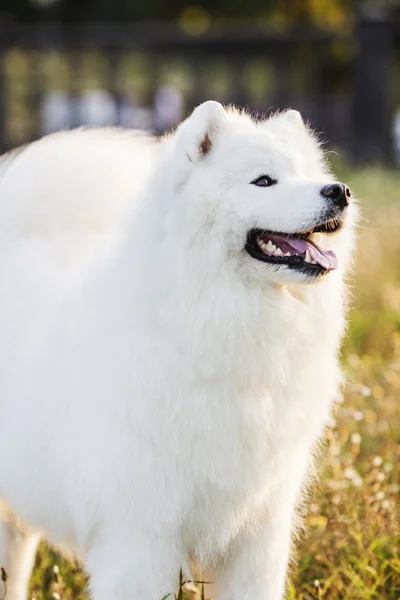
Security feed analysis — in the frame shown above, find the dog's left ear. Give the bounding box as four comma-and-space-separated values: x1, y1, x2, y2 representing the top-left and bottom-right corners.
175, 101, 227, 164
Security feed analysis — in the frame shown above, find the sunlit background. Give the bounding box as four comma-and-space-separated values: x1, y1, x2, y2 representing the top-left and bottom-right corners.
0, 0, 399, 164
0, 1, 399, 599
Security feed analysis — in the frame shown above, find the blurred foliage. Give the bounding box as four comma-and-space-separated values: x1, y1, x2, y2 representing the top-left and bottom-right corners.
338, 167, 400, 360
0, 0, 364, 24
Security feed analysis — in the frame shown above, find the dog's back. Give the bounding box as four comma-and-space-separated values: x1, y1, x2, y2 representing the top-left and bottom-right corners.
0, 129, 157, 277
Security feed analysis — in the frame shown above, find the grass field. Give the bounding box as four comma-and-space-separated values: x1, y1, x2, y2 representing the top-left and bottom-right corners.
21, 166, 400, 599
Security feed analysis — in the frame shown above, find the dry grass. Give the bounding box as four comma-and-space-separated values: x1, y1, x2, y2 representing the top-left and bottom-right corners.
26, 167, 400, 600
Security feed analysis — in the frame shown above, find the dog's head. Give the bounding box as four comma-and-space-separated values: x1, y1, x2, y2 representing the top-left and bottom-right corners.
165, 101, 356, 286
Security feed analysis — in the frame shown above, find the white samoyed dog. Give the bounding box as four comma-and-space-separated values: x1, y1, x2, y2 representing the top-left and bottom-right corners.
0, 102, 356, 600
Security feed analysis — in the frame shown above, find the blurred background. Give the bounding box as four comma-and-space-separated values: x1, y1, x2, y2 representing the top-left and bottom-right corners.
0, 0, 399, 164
0, 1, 399, 599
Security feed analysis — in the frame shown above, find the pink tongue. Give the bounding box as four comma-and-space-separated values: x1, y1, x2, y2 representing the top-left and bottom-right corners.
281, 237, 338, 270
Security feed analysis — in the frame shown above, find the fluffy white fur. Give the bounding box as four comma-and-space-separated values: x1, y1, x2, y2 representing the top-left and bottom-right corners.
0, 103, 356, 600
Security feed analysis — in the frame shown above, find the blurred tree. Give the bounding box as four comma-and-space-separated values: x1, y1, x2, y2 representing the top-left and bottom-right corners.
0, 0, 36, 20
0, 0, 359, 24
270, 0, 356, 27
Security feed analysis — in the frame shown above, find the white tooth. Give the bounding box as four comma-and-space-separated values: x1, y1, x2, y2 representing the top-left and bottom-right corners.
311, 233, 321, 244
265, 241, 273, 252
285, 252, 291, 257
311, 259, 317, 264
305, 250, 311, 263
269, 242, 277, 253
258, 240, 268, 251
275, 247, 283, 256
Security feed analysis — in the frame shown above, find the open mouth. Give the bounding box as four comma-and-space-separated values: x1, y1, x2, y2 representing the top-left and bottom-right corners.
245, 215, 342, 276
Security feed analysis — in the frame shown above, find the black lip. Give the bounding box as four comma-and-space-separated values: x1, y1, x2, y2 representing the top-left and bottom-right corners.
245, 230, 325, 275
311, 211, 344, 234
244, 214, 343, 275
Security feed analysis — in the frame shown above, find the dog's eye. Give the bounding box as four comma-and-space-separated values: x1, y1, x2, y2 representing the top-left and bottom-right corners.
251, 175, 277, 187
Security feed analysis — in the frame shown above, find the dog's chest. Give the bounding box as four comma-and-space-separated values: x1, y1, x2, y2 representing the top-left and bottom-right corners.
179, 310, 340, 561
181, 410, 291, 565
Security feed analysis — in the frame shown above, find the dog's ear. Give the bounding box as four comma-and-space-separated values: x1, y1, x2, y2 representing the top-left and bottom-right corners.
175, 101, 227, 164
276, 109, 306, 131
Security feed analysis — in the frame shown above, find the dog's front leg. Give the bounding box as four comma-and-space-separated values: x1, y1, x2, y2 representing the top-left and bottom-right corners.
215, 508, 295, 600
87, 534, 185, 600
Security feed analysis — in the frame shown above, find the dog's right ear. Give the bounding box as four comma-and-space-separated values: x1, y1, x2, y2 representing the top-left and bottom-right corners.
172, 101, 227, 181
275, 109, 308, 133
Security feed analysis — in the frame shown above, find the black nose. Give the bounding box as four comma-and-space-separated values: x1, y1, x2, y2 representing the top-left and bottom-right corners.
320, 183, 351, 210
